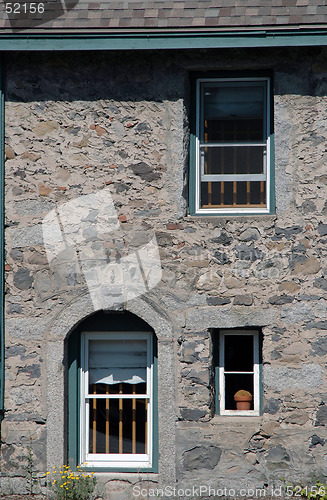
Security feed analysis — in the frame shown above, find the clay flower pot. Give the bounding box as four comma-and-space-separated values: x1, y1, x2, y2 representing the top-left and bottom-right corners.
234, 390, 252, 410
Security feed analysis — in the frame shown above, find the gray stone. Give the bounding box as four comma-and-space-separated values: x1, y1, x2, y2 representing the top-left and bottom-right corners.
130, 162, 161, 182
272, 327, 286, 334
265, 445, 290, 464
235, 243, 264, 261
210, 231, 232, 246
264, 365, 323, 390
6, 318, 45, 339
183, 445, 222, 471
185, 307, 275, 330
13, 268, 33, 290
269, 295, 294, 305
17, 364, 41, 378
314, 278, 327, 290
180, 342, 199, 363
82, 226, 97, 241
6, 345, 26, 358
264, 399, 281, 414
318, 224, 327, 236
310, 435, 326, 447
180, 409, 206, 421
281, 302, 313, 324
115, 182, 130, 193
135, 122, 152, 133
14, 200, 54, 216
305, 321, 327, 330
233, 295, 253, 306
212, 251, 231, 264
207, 296, 231, 306
10, 225, 44, 248
239, 228, 260, 241
9, 249, 23, 262
7, 303, 22, 314
298, 294, 320, 301
10, 386, 38, 406
311, 337, 327, 355
274, 225, 303, 239
182, 369, 209, 386
315, 405, 327, 426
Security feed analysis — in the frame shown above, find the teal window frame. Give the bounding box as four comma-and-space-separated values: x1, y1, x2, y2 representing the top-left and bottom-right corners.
67, 312, 158, 473
212, 328, 263, 416
189, 71, 275, 216
0, 55, 4, 424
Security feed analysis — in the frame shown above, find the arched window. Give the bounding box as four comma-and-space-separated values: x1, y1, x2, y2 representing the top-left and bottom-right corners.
67, 311, 157, 471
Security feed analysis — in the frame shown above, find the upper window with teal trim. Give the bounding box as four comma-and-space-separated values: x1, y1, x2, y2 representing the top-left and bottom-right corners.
191, 76, 274, 215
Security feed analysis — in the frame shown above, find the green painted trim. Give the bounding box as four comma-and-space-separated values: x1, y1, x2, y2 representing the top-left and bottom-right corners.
0, 29, 327, 51
212, 332, 220, 415
269, 133, 276, 214
188, 77, 197, 216
67, 331, 80, 468
151, 336, 159, 473
0, 56, 4, 417
67, 316, 158, 473
259, 332, 263, 416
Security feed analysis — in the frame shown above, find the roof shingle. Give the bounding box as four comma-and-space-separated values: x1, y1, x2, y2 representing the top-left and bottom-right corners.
1, 0, 327, 32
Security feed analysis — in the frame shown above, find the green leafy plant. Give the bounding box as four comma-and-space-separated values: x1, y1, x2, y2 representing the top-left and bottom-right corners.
47, 465, 96, 500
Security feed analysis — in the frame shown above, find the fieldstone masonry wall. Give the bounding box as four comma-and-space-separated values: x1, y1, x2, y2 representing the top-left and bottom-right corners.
1, 47, 327, 497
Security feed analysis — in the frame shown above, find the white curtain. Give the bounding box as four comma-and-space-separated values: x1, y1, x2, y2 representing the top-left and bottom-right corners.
89, 339, 147, 385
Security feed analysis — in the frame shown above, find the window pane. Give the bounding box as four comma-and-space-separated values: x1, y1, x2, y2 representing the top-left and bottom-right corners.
200, 181, 266, 208
203, 84, 265, 142
88, 397, 147, 454
225, 335, 253, 372
201, 146, 265, 175
88, 339, 147, 394
225, 373, 254, 410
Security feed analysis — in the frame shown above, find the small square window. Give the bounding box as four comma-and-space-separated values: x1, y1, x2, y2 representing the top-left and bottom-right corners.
212, 329, 262, 416
191, 76, 274, 215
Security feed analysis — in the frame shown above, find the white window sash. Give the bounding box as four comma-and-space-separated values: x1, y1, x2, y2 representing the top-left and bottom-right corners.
80, 331, 153, 468
219, 330, 260, 416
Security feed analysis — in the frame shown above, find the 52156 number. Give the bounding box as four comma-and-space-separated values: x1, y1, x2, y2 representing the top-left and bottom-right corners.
5, 3, 45, 14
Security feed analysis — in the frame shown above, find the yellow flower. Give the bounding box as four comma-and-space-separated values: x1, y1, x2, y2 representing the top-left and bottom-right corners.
46, 472, 50, 475
53, 480, 57, 485
60, 485, 63, 488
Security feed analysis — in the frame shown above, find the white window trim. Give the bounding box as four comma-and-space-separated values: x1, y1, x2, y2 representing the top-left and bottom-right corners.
195, 77, 271, 215
80, 331, 153, 468
218, 329, 260, 416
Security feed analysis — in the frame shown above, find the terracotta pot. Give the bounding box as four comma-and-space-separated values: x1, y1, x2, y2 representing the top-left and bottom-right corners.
234, 394, 252, 411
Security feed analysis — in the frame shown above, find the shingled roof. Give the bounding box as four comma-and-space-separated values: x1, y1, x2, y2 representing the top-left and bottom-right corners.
1, 0, 327, 32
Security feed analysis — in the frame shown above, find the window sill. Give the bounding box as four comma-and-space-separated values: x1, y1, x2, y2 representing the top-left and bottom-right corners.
211, 415, 263, 425
187, 214, 276, 223
83, 470, 159, 477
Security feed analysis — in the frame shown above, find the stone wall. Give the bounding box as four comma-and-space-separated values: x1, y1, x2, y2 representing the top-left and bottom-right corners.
1, 47, 327, 497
